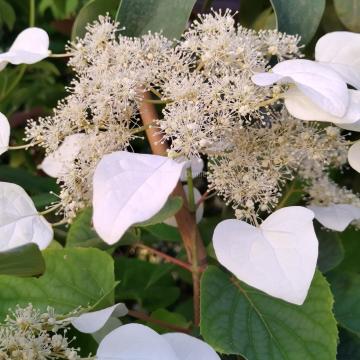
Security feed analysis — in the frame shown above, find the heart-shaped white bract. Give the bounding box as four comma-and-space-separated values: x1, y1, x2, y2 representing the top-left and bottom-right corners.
315, 31, 360, 89
165, 185, 204, 227
93, 151, 184, 244
0, 112, 10, 155
40, 134, 86, 178
178, 157, 204, 182
71, 303, 128, 334
213, 206, 318, 305
309, 204, 360, 232
0, 182, 53, 251
0, 27, 50, 71
348, 141, 360, 173
96, 323, 220, 360
252, 59, 349, 117
284, 88, 360, 124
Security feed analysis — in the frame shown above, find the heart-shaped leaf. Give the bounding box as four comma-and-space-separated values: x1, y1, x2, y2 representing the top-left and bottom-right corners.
200, 266, 337, 359
92, 151, 184, 244
213, 206, 318, 304
0, 182, 53, 251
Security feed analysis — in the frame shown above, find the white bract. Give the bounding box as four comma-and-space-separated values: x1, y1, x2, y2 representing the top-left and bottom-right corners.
0, 182, 53, 251
309, 204, 360, 232
213, 206, 318, 305
93, 151, 184, 244
348, 141, 360, 173
0, 112, 10, 155
71, 303, 128, 334
315, 31, 360, 89
0, 27, 50, 71
179, 157, 204, 182
40, 134, 86, 178
165, 185, 204, 226
252, 59, 349, 117
96, 323, 220, 360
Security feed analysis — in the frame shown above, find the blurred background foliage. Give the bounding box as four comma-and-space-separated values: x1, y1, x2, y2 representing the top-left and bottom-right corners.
0, 1, 360, 357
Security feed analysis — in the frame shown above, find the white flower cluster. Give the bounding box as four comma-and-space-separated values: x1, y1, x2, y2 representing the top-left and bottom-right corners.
24, 12, 305, 222
0, 304, 83, 360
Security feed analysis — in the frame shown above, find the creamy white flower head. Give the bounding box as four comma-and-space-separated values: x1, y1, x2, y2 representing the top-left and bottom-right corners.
93, 151, 184, 244
348, 141, 360, 173
40, 133, 87, 178
0, 112, 10, 155
315, 31, 360, 89
213, 206, 318, 305
0, 182, 53, 251
284, 88, 360, 124
252, 59, 349, 117
309, 204, 360, 232
0, 27, 50, 71
96, 323, 220, 360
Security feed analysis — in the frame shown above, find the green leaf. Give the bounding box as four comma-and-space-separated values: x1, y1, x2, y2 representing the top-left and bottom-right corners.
0, 166, 59, 194
253, 7, 276, 31
270, 0, 325, 44
334, 0, 360, 32
328, 271, 360, 335
0, 0, 15, 30
337, 228, 360, 273
142, 223, 182, 243
200, 266, 338, 359
116, 0, 196, 39
0, 244, 45, 277
148, 308, 190, 333
0, 248, 115, 320
72, 0, 119, 40
316, 225, 344, 273
238, 0, 269, 28
115, 257, 179, 311
32, 192, 59, 210
136, 197, 183, 227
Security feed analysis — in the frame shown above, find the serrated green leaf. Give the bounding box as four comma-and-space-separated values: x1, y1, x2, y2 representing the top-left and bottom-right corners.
115, 257, 179, 311
334, 0, 360, 32
316, 224, 344, 273
0, 244, 45, 277
0, 248, 115, 320
72, 0, 119, 40
328, 271, 360, 335
200, 266, 338, 359
270, 0, 325, 44
116, 0, 196, 39
136, 197, 183, 227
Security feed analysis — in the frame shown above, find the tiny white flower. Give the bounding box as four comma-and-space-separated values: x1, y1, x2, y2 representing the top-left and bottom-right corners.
93, 151, 185, 244
0, 182, 53, 251
213, 206, 318, 305
252, 59, 349, 117
0, 27, 50, 71
309, 204, 360, 232
96, 323, 220, 360
0, 112, 10, 155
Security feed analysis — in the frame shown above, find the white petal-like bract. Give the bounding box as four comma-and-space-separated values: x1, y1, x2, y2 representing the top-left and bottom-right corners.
348, 141, 360, 173
252, 59, 349, 117
179, 157, 204, 182
284, 88, 360, 124
0, 182, 53, 251
97, 324, 178, 360
93, 151, 184, 244
71, 303, 128, 334
40, 134, 86, 178
213, 206, 318, 305
0, 112, 10, 155
309, 204, 360, 232
164, 185, 204, 226
315, 31, 360, 89
162, 333, 220, 360
0, 28, 49, 70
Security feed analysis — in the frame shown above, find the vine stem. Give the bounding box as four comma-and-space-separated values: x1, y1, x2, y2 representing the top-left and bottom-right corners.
133, 243, 192, 271
128, 309, 191, 333
139, 92, 207, 327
